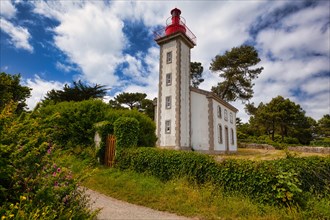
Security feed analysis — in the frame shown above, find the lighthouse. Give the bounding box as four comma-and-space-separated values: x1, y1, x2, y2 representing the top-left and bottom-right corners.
155, 8, 195, 150
155, 8, 238, 153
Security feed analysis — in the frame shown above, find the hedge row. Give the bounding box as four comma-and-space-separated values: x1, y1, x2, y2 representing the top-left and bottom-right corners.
116, 148, 330, 206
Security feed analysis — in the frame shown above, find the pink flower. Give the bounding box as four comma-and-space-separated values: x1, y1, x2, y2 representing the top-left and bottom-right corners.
52, 172, 56, 177
57, 168, 61, 173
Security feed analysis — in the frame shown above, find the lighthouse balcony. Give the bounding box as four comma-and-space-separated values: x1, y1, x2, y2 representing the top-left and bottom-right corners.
154, 20, 197, 45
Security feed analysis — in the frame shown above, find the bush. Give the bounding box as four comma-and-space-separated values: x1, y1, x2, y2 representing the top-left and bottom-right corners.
116, 148, 330, 207
35, 99, 109, 148
114, 117, 139, 149
104, 109, 157, 147
0, 112, 97, 219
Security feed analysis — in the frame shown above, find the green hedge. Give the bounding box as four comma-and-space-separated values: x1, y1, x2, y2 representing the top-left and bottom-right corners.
114, 117, 139, 149
116, 148, 330, 206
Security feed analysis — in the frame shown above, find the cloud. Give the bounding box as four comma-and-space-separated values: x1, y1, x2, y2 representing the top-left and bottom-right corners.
0, 0, 17, 19
24, 75, 66, 110
0, 18, 33, 52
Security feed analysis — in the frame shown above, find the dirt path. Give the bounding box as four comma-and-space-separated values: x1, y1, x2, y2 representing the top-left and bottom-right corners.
86, 189, 193, 220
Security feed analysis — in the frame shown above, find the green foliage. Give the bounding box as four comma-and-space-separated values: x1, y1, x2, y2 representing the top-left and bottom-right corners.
317, 114, 330, 138
0, 72, 31, 113
104, 109, 157, 148
43, 80, 108, 103
35, 99, 109, 148
210, 45, 263, 102
0, 111, 96, 219
111, 92, 147, 109
241, 96, 314, 145
190, 62, 204, 88
114, 117, 139, 150
116, 148, 330, 207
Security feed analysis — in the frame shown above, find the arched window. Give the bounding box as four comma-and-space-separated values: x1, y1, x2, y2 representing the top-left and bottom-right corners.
218, 124, 223, 144
231, 128, 234, 145
217, 105, 222, 118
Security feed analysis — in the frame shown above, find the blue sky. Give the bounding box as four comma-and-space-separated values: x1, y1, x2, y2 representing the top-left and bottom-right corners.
1, 0, 329, 122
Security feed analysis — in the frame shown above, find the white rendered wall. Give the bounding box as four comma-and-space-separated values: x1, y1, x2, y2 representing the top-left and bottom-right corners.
190, 91, 209, 151
180, 41, 191, 147
212, 100, 237, 152
159, 41, 177, 147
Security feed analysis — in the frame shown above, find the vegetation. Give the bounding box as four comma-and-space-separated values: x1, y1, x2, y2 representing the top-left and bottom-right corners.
210, 45, 263, 102
44, 80, 108, 103
114, 117, 139, 150
117, 148, 330, 208
109, 92, 155, 119
190, 61, 204, 88
56, 150, 330, 220
0, 72, 31, 113
0, 102, 97, 219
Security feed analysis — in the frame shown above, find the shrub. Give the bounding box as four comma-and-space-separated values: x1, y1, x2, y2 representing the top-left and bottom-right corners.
116, 148, 330, 206
35, 99, 109, 148
104, 109, 157, 147
114, 117, 139, 150
0, 112, 97, 219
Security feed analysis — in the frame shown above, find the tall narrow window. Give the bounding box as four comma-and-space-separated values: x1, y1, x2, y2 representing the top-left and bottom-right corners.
230, 112, 233, 123
231, 128, 234, 145
165, 120, 171, 134
217, 105, 222, 118
224, 109, 228, 121
218, 124, 223, 144
165, 96, 171, 109
166, 73, 172, 86
166, 51, 172, 64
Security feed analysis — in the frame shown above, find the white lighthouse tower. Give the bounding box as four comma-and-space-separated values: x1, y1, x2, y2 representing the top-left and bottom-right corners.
155, 8, 238, 153
155, 8, 196, 150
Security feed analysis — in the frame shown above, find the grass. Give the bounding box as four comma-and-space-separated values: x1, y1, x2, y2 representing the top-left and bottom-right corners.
54, 148, 330, 220
216, 148, 328, 161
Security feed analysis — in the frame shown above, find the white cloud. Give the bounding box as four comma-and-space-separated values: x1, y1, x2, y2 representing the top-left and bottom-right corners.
0, 0, 17, 19
25, 75, 66, 110
30, 1, 329, 122
0, 18, 33, 52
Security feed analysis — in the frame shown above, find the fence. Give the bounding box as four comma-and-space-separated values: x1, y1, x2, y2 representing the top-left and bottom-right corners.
105, 134, 116, 167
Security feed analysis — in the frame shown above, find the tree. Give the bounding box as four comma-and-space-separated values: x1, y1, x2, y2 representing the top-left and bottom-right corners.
210, 45, 263, 102
0, 72, 31, 113
317, 114, 330, 137
251, 96, 313, 144
112, 92, 147, 109
44, 80, 108, 103
109, 92, 155, 120
190, 62, 204, 88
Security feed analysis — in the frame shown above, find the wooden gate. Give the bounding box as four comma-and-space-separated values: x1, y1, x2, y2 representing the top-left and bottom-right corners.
105, 134, 116, 167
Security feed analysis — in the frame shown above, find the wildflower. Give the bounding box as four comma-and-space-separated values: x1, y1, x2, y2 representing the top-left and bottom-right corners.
54, 181, 58, 186
1, 216, 6, 220
57, 168, 61, 172
47, 148, 51, 154
53, 164, 57, 169
52, 172, 56, 177
20, 196, 27, 201
9, 214, 14, 218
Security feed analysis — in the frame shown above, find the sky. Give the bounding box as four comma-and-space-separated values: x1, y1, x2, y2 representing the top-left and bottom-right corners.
1, 0, 329, 122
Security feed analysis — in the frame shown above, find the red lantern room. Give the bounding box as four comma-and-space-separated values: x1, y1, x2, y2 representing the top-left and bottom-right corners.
165, 8, 186, 35
154, 8, 196, 46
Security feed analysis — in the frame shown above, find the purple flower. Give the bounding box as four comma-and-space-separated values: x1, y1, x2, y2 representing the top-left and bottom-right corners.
47, 148, 51, 154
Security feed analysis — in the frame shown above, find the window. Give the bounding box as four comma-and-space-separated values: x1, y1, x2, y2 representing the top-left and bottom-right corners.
217, 105, 222, 118
165, 96, 171, 109
231, 128, 235, 145
166, 51, 172, 64
224, 109, 228, 121
218, 124, 223, 144
166, 73, 172, 86
230, 112, 233, 123
165, 120, 171, 134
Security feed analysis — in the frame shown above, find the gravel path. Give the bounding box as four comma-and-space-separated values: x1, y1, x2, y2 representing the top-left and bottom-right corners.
86, 189, 194, 220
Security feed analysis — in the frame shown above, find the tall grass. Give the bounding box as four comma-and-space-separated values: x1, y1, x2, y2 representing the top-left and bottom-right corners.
55, 149, 330, 220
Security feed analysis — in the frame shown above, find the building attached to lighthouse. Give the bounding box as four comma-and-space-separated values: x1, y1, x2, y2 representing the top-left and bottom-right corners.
155, 8, 238, 153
